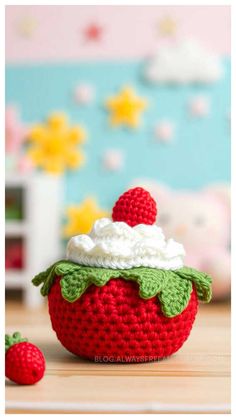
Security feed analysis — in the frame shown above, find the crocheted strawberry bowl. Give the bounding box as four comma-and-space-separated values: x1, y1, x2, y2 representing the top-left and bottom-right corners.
32, 187, 212, 363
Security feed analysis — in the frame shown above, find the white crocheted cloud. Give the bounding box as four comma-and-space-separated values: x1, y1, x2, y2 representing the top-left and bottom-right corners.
66, 218, 185, 270
145, 40, 223, 84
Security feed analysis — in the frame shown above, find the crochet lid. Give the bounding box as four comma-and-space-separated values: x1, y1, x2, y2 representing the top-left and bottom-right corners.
32, 187, 212, 318
66, 187, 185, 270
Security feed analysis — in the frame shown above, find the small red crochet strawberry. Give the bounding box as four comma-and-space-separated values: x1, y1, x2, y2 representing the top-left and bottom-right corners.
32, 187, 212, 363
5, 332, 45, 384
112, 187, 157, 226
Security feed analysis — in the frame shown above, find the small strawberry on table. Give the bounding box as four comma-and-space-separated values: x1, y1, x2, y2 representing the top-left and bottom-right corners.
5, 332, 45, 385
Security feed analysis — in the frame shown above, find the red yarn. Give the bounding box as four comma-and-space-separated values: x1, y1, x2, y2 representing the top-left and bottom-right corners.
48, 276, 198, 363
112, 187, 157, 227
5, 342, 45, 385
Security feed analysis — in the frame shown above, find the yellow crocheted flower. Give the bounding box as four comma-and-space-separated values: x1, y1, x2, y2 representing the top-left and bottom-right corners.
63, 197, 109, 237
27, 113, 86, 174
106, 87, 148, 128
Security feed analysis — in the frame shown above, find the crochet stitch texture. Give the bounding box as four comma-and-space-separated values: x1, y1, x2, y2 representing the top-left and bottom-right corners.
66, 217, 185, 270
31, 186, 212, 362
5, 332, 45, 384
32, 260, 211, 317
48, 277, 198, 362
112, 187, 157, 226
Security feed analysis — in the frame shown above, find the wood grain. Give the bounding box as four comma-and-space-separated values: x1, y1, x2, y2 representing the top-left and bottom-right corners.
5, 301, 231, 413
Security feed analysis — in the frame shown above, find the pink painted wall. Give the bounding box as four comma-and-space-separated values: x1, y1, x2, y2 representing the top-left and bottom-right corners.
6, 5, 230, 64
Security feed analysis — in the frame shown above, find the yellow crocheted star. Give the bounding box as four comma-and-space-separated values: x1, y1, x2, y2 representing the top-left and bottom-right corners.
64, 197, 109, 237
17, 16, 37, 38
106, 87, 148, 128
27, 113, 86, 174
158, 16, 177, 37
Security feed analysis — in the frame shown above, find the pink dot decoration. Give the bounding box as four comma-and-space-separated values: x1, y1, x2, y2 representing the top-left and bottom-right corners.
189, 96, 210, 117
74, 84, 94, 105
154, 121, 174, 143
103, 149, 124, 171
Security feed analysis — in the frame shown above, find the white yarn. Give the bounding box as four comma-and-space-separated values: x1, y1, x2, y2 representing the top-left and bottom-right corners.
66, 218, 185, 270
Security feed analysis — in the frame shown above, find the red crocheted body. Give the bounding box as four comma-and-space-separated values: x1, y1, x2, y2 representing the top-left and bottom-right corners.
48, 277, 198, 363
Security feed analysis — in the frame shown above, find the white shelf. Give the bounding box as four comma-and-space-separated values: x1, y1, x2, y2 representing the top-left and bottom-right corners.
5, 221, 29, 236
5, 173, 43, 186
5, 173, 62, 307
5, 270, 26, 288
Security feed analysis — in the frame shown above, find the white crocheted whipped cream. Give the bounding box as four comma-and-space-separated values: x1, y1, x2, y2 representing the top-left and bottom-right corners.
66, 218, 185, 270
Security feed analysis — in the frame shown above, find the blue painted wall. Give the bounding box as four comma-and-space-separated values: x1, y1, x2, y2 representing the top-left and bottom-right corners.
6, 59, 230, 209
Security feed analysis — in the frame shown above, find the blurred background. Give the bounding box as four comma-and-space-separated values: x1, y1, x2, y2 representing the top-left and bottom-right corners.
5, 5, 230, 308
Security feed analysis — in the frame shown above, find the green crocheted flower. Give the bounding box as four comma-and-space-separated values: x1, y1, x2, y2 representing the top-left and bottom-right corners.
32, 260, 212, 317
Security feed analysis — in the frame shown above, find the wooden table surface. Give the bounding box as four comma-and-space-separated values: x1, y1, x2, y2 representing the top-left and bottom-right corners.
5, 300, 231, 414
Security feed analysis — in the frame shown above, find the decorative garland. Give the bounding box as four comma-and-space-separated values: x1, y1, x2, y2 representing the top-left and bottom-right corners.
32, 260, 211, 318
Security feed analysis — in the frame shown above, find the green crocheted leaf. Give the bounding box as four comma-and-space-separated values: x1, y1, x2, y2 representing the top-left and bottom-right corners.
32, 264, 54, 287
32, 264, 57, 296
159, 271, 193, 317
5, 332, 28, 352
59, 266, 166, 302
176, 266, 212, 303
55, 261, 80, 276
32, 260, 83, 297
133, 269, 167, 299
40, 263, 63, 296
61, 272, 90, 302
32, 260, 212, 317
86, 267, 117, 287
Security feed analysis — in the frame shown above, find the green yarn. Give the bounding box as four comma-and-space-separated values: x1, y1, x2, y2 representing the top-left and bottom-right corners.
32, 260, 212, 318
5, 332, 28, 353
158, 271, 193, 318
176, 266, 212, 303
